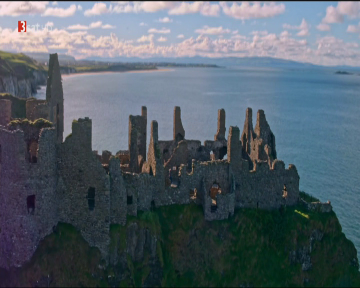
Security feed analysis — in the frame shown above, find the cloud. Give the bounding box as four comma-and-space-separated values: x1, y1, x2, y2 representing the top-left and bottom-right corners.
84, 1, 220, 17
157, 36, 167, 42
322, 5, 344, 24
220, 1, 285, 20
321, 2, 360, 24
347, 22, 360, 34
77, 5, 83, 11
67, 21, 115, 30
89, 21, 103, 29
148, 28, 170, 34
139, 22, 148, 26
316, 23, 331, 31
84, 2, 110, 16
137, 34, 154, 42
2, 20, 360, 67
177, 34, 185, 38
0, 2, 48, 16
102, 24, 116, 29
52, 1, 58, 6
195, 26, 231, 35
45, 21, 54, 28
157, 17, 173, 23
168, 1, 220, 16
42, 4, 77, 17
283, 19, 310, 37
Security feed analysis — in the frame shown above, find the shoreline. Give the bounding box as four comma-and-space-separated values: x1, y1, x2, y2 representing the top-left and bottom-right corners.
61, 68, 174, 78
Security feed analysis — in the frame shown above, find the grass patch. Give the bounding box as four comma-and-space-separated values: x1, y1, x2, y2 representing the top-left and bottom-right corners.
295, 209, 310, 219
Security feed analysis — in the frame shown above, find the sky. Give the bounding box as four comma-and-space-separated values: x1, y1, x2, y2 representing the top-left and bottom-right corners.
1, 1, 360, 66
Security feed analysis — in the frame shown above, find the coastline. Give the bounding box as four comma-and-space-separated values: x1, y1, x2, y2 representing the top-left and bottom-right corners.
61, 68, 174, 78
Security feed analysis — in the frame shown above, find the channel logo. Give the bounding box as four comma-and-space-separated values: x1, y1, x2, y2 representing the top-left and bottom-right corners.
18, 21, 27, 32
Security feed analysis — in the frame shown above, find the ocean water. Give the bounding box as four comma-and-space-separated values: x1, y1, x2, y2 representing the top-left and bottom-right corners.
36, 67, 360, 260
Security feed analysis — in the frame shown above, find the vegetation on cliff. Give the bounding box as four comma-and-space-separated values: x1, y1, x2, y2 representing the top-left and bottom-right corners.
0, 51, 46, 79
0, 192, 359, 287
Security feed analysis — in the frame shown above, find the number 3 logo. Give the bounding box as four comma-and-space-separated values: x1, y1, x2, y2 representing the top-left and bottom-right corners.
18, 21, 27, 32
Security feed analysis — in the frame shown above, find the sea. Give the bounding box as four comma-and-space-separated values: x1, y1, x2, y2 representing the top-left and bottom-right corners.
35, 66, 360, 261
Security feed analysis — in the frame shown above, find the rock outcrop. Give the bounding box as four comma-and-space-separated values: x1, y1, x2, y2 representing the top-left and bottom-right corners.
0, 70, 47, 98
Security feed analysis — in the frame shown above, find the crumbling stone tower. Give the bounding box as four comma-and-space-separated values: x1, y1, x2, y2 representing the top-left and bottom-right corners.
128, 107, 147, 173
46, 53, 64, 144
174, 106, 185, 141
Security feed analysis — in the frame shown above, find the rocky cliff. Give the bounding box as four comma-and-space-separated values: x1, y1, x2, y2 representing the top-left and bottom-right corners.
0, 70, 47, 99
0, 192, 359, 287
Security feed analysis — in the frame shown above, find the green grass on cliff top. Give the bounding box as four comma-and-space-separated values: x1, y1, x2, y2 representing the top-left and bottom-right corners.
1, 191, 359, 287
0, 50, 46, 79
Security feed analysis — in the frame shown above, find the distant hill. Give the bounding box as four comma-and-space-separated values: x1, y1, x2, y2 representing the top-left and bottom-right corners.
82, 55, 322, 69
25, 52, 76, 65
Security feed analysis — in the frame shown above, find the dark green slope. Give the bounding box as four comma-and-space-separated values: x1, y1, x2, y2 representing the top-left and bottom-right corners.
1, 192, 359, 287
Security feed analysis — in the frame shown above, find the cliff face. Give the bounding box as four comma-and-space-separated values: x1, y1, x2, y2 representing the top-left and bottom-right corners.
0, 71, 47, 99
0, 192, 359, 287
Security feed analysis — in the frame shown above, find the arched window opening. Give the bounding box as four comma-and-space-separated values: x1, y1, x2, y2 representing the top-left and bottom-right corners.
151, 200, 155, 211
210, 183, 221, 213
28, 140, 39, 163
87, 187, 95, 211
127, 195, 133, 205
27, 195, 35, 215
190, 188, 197, 200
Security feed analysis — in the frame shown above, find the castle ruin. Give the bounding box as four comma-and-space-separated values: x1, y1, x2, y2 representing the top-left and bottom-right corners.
0, 54, 300, 269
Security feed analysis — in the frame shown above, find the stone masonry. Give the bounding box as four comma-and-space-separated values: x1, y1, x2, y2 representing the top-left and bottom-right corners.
0, 53, 300, 270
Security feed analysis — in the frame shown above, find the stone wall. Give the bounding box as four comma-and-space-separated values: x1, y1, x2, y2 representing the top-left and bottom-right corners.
0, 126, 58, 269
0, 99, 11, 126
57, 118, 110, 259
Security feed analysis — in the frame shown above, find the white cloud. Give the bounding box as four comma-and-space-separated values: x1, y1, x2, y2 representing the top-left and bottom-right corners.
102, 24, 116, 29
137, 34, 154, 43
42, 4, 77, 17
347, 22, 360, 35
280, 30, 291, 38
322, 2, 360, 24
157, 17, 173, 23
177, 34, 185, 38
84, 1, 220, 17
0, 2, 48, 16
316, 23, 331, 31
232, 30, 238, 34
283, 19, 310, 37
84, 2, 110, 16
2, 18, 360, 67
148, 28, 170, 34
52, 1, 58, 6
89, 21, 103, 29
220, 2, 285, 20
77, 5, 83, 11
67, 21, 115, 30
168, 1, 220, 16
45, 21, 54, 28
157, 36, 167, 42
195, 26, 231, 35
139, 22, 148, 26
322, 5, 344, 23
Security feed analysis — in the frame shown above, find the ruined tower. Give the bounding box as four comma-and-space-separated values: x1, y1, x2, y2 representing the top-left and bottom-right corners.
173, 106, 185, 141
241, 107, 254, 155
215, 109, 226, 141
46, 53, 64, 144
128, 107, 147, 173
